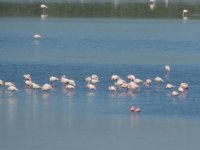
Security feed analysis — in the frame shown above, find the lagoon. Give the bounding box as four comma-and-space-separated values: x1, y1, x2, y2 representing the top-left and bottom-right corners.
0, 17, 200, 149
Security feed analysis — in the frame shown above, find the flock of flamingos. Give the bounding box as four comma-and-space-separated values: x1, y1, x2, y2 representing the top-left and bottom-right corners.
0, 65, 189, 97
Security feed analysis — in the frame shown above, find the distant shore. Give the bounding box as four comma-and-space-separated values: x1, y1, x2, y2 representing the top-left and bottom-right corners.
0, 2, 200, 18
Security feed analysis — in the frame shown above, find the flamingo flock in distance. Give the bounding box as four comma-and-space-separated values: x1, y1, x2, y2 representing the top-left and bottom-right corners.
0, 65, 190, 96
0, 65, 190, 113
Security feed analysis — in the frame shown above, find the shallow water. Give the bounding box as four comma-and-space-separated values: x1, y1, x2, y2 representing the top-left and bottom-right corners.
0, 18, 200, 149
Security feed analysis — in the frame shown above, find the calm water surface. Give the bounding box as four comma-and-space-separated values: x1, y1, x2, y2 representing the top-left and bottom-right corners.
0, 18, 200, 150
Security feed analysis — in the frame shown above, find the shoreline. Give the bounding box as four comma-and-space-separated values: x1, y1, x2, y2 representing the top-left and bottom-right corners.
0, 2, 200, 19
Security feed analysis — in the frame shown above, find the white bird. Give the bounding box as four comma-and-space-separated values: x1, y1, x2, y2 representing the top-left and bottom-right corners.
86, 83, 96, 90
108, 86, 116, 92
5, 82, 15, 87
68, 79, 76, 87
165, 65, 170, 74
91, 78, 99, 84
128, 82, 139, 90
0, 80, 4, 86
91, 74, 99, 80
143, 79, 152, 87
111, 75, 120, 80
66, 84, 75, 90
115, 78, 126, 86
183, 9, 189, 20
154, 77, 164, 86
85, 76, 92, 82
32, 83, 41, 89
180, 83, 189, 90
40, 4, 48, 15
33, 34, 42, 39
127, 75, 136, 81
42, 84, 53, 92
149, 0, 156, 10
25, 80, 33, 88
166, 83, 175, 89
50, 76, 59, 82
134, 78, 143, 85
23, 74, 31, 81
171, 91, 179, 96
178, 86, 184, 93
8, 86, 18, 92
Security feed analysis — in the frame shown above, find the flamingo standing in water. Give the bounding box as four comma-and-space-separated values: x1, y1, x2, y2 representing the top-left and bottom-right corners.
183, 9, 189, 20
41, 4, 48, 15
86, 83, 96, 90
154, 77, 164, 87
42, 84, 53, 92
108, 86, 117, 92
0, 80, 4, 86
165, 65, 170, 75
33, 34, 42, 40
166, 83, 175, 89
50, 76, 59, 87
143, 79, 152, 87
8, 85, 18, 92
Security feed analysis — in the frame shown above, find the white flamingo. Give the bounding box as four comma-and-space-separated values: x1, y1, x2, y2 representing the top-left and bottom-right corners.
143, 79, 152, 87
171, 91, 179, 96
33, 34, 42, 39
111, 75, 120, 80
8, 86, 18, 92
165, 65, 170, 74
183, 9, 189, 20
32, 82, 41, 89
25, 80, 33, 88
108, 86, 116, 92
166, 83, 175, 89
5, 82, 15, 87
127, 75, 136, 81
50, 76, 59, 86
128, 82, 139, 90
41, 4, 48, 14
87, 83, 96, 90
42, 84, 53, 92
180, 83, 189, 90
23, 74, 31, 81
154, 77, 164, 86
66, 84, 75, 90
0, 80, 4, 86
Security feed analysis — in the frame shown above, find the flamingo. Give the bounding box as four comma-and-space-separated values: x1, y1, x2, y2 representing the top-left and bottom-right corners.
32, 82, 41, 89
85, 76, 92, 82
86, 83, 96, 90
5, 82, 15, 87
134, 78, 143, 85
171, 91, 179, 96
154, 77, 163, 86
166, 83, 175, 89
25, 80, 33, 88
42, 84, 53, 92
41, 4, 48, 15
149, 0, 156, 10
183, 9, 189, 20
0, 80, 4, 86
180, 83, 189, 90
143, 79, 152, 87
130, 106, 141, 112
108, 86, 117, 92
66, 84, 75, 90
23, 74, 31, 81
33, 34, 42, 39
165, 65, 170, 74
111, 75, 120, 80
8, 85, 18, 92
127, 75, 136, 81
50, 76, 59, 87
128, 82, 139, 90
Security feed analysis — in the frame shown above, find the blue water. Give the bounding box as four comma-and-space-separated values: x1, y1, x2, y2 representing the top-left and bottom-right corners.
0, 18, 200, 150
